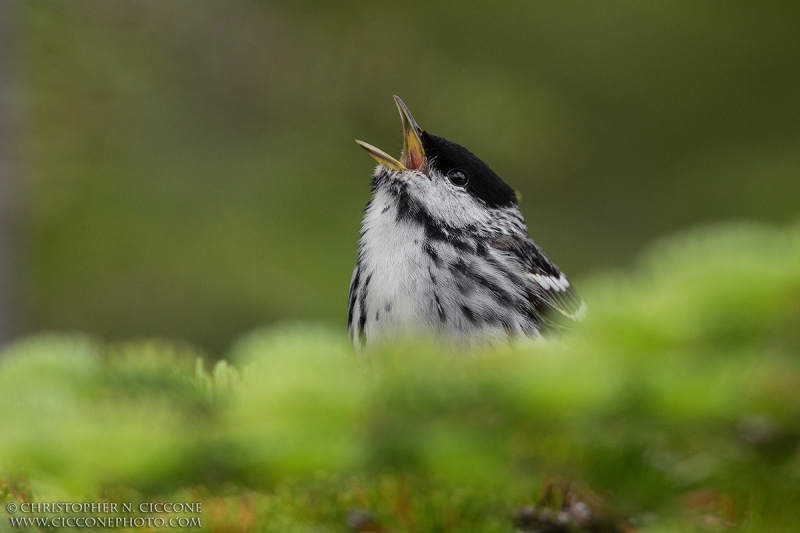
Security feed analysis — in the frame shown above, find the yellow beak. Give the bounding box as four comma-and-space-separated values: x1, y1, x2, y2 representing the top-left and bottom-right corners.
356, 95, 426, 172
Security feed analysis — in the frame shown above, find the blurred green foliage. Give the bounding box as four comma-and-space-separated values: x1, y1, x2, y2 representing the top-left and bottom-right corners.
2, 222, 800, 532
13, 1, 800, 351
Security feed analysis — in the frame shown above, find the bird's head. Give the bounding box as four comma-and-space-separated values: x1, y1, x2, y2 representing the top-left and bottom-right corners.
357, 96, 519, 230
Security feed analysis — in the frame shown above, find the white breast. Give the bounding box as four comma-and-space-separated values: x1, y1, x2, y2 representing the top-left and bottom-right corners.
358, 189, 434, 344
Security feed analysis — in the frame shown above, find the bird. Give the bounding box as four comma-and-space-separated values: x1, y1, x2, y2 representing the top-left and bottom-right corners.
348, 96, 585, 349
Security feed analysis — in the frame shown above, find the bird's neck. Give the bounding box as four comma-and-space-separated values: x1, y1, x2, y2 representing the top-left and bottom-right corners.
359, 189, 428, 286
356, 189, 432, 337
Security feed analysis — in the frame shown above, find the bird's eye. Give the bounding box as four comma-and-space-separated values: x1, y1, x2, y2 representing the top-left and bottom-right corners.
448, 170, 468, 187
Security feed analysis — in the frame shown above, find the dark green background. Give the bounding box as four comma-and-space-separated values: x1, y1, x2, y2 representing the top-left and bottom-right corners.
15, 1, 800, 353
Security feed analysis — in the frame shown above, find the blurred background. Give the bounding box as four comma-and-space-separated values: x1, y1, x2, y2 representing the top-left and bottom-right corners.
0, 0, 798, 354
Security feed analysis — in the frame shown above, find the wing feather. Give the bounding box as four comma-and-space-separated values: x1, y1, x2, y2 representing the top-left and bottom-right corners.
491, 236, 586, 329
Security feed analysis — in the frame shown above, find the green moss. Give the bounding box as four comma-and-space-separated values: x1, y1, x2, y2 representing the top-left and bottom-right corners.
2, 222, 800, 531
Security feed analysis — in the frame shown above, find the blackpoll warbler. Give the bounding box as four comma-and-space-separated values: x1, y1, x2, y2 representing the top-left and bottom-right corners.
349, 96, 585, 349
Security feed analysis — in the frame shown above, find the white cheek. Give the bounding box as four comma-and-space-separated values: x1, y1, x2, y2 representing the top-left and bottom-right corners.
409, 179, 491, 228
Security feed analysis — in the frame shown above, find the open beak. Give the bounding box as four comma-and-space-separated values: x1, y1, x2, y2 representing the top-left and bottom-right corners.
356, 95, 426, 172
